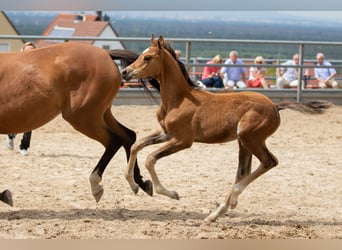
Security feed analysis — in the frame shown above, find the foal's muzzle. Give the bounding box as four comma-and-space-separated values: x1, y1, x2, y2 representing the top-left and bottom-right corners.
121, 68, 133, 81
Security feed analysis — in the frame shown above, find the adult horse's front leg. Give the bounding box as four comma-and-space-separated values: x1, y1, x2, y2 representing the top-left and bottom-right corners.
0, 190, 13, 206
125, 129, 171, 195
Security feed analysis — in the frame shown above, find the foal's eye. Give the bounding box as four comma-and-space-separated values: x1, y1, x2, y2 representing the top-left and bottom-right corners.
144, 55, 152, 62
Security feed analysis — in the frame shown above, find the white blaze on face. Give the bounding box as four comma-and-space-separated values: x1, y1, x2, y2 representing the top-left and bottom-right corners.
142, 48, 150, 54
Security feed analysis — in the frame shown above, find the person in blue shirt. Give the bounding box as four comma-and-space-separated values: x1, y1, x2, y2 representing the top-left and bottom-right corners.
220, 50, 247, 89
314, 53, 339, 88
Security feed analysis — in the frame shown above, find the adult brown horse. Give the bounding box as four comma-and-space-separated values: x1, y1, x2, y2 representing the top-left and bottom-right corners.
121, 35, 331, 223
0, 42, 153, 207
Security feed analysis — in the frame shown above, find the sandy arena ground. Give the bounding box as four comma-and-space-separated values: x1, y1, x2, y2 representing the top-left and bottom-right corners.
0, 104, 341, 239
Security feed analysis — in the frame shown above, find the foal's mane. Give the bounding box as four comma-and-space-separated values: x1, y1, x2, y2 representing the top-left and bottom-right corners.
163, 44, 198, 88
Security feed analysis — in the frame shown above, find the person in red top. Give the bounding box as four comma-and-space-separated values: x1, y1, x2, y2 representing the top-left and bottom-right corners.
247, 56, 269, 88
198, 54, 224, 88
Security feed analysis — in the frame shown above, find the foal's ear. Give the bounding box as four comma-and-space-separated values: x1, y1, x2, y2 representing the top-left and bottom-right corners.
158, 35, 164, 48
150, 34, 155, 45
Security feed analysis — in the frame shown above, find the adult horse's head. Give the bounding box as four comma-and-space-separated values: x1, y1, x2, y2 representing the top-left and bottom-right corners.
122, 34, 165, 81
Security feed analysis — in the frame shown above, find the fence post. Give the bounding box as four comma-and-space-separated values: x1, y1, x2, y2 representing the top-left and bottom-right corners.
185, 41, 191, 71
297, 43, 305, 102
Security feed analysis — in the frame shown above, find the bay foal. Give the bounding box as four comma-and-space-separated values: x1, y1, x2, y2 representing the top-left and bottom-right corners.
122, 35, 329, 222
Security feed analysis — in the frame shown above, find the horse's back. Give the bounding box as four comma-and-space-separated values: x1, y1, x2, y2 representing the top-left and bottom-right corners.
0, 42, 121, 133
194, 90, 276, 114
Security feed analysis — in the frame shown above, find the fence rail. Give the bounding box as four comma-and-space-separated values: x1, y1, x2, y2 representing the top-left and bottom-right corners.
1, 35, 342, 104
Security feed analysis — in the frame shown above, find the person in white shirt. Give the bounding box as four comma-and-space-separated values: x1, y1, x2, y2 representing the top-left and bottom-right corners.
220, 51, 247, 89
276, 53, 300, 88
314, 52, 339, 88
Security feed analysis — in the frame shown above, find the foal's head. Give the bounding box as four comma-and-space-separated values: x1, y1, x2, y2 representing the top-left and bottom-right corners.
122, 35, 196, 87
122, 34, 164, 81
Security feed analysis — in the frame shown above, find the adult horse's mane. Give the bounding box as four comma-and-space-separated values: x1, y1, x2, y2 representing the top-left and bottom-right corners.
163, 44, 198, 88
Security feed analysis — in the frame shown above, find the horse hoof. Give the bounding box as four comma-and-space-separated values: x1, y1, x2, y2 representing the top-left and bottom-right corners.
204, 215, 215, 224
230, 201, 238, 209
171, 191, 180, 200
1, 190, 13, 207
132, 184, 139, 195
92, 186, 104, 203
142, 180, 153, 196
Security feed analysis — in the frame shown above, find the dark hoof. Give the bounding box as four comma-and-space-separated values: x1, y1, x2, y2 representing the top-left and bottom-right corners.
92, 186, 104, 203
1, 190, 13, 207
142, 180, 153, 196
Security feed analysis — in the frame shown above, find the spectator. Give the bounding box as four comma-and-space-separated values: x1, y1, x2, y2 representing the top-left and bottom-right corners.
247, 56, 269, 88
197, 54, 224, 88
6, 41, 37, 156
220, 50, 247, 89
314, 53, 339, 88
276, 53, 300, 88
174, 50, 181, 59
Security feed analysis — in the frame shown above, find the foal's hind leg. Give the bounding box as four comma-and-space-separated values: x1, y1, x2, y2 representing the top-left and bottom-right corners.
205, 142, 252, 222
206, 141, 278, 223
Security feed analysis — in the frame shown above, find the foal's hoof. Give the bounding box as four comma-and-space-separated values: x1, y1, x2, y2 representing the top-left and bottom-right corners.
92, 186, 104, 203
142, 180, 153, 196
230, 201, 238, 209
170, 191, 180, 200
1, 190, 13, 207
204, 215, 216, 224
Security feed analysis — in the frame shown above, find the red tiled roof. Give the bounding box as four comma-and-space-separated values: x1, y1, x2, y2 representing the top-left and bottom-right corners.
37, 13, 113, 47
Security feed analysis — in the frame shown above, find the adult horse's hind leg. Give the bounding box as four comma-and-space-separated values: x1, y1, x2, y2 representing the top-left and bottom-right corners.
0, 190, 13, 206
63, 107, 152, 202
102, 109, 153, 196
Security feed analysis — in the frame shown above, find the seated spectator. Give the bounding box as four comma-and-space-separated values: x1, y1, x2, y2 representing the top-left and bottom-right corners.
247, 56, 269, 88
314, 53, 339, 88
197, 54, 224, 88
220, 50, 247, 89
276, 53, 300, 88
175, 50, 181, 59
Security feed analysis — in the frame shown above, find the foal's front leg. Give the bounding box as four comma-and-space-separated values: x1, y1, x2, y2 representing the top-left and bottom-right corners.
145, 138, 191, 200
125, 129, 171, 194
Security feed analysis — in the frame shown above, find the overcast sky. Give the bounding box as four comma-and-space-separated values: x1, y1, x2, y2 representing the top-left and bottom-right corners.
2, 0, 342, 11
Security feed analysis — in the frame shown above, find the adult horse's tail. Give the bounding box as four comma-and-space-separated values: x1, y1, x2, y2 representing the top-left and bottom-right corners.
108, 49, 139, 68
277, 100, 332, 114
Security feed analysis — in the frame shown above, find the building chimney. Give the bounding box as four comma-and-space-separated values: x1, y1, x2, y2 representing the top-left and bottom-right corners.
103, 13, 110, 22
96, 11, 102, 21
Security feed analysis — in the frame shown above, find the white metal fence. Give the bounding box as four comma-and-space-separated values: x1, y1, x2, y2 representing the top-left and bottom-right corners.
1, 35, 341, 104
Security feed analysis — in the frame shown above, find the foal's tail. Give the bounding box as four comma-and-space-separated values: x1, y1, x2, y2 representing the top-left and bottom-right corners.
276, 100, 332, 114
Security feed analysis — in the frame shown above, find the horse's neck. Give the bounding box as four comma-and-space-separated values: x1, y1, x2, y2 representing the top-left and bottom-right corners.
159, 53, 190, 107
